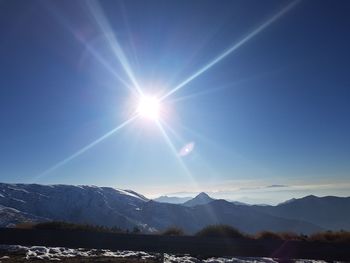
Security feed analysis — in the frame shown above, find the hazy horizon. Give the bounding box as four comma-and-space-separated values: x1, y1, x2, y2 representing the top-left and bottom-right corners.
1, 180, 349, 205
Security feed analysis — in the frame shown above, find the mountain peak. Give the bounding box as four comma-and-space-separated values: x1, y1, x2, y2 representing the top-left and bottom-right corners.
183, 192, 214, 207
196, 192, 211, 199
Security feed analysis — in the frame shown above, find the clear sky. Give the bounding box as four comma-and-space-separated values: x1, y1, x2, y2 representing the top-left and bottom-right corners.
1, 0, 349, 204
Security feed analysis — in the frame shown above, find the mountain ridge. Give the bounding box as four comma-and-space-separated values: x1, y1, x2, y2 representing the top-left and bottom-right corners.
0, 183, 349, 234
254, 194, 350, 230
153, 195, 192, 204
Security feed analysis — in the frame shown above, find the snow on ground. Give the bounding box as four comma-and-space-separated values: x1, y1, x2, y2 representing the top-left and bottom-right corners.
0, 245, 338, 262
0, 245, 157, 261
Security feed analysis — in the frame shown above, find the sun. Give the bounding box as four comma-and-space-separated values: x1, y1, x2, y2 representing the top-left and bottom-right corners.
137, 95, 161, 120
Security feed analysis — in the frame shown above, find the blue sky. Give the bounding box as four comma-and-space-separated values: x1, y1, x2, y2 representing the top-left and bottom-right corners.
0, 0, 349, 204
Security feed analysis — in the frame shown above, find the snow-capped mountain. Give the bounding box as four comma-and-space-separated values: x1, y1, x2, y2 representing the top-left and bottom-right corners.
0, 183, 148, 230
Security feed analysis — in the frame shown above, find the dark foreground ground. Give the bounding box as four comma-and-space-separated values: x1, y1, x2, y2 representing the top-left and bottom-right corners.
1, 228, 350, 261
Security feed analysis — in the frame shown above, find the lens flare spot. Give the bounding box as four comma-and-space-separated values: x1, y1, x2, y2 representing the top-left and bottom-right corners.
179, 142, 195, 157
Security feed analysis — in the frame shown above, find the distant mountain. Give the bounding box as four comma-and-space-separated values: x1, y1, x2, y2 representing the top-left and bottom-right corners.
154, 194, 247, 206
253, 195, 350, 231
153, 196, 192, 204
183, 192, 214, 207
1, 183, 348, 234
135, 199, 322, 234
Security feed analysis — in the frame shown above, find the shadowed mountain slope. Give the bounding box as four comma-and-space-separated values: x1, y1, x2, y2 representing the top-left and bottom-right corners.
133, 199, 322, 234
253, 195, 350, 231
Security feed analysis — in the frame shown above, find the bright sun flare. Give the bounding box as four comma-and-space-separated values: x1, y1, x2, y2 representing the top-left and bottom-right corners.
137, 96, 161, 120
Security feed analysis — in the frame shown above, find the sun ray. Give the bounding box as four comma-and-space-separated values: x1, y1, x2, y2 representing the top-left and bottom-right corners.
34, 115, 138, 180
118, 1, 141, 72
167, 82, 238, 104
165, 121, 221, 177
83, 41, 136, 92
158, 119, 183, 144
160, 0, 301, 100
179, 123, 273, 177
159, 121, 221, 223
87, 0, 143, 96
155, 120, 199, 192
179, 123, 219, 148
41, 1, 134, 93
167, 68, 284, 104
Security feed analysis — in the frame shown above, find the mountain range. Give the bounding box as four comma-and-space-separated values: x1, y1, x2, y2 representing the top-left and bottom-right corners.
0, 183, 349, 234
